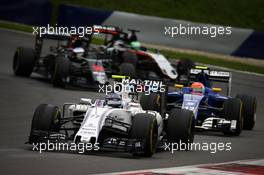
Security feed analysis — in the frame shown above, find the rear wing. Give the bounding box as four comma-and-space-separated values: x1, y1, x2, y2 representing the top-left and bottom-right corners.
190, 66, 232, 96
94, 25, 140, 36
36, 33, 71, 40
93, 25, 121, 35
34, 31, 94, 58
34, 33, 71, 59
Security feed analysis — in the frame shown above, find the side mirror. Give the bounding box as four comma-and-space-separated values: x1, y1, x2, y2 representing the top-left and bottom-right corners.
175, 84, 184, 88
212, 87, 222, 92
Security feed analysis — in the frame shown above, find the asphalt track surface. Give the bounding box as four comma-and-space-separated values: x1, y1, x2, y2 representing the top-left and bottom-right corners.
0, 29, 263, 175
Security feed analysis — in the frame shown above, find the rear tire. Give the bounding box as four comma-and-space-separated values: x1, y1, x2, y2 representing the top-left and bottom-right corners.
180, 59, 195, 70
176, 59, 195, 76
167, 108, 194, 150
52, 56, 70, 87
130, 113, 158, 157
223, 98, 243, 136
119, 63, 136, 78
29, 104, 61, 143
236, 94, 257, 130
122, 51, 138, 65
140, 93, 160, 112
13, 47, 35, 77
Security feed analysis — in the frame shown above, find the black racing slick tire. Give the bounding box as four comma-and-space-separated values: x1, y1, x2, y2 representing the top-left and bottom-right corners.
223, 98, 243, 136
176, 59, 195, 77
236, 94, 257, 130
13, 47, 35, 77
52, 56, 70, 87
140, 93, 161, 112
29, 104, 61, 143
130, 113, 158, 157
167, 108, 195, 149
119, 62, 136, 78
122, 51, 138, 65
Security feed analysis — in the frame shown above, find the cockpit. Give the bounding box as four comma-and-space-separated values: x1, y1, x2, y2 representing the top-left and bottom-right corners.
105, 93, 123, 108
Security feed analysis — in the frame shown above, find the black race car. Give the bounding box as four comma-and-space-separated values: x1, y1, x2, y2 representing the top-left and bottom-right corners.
13, 33, 108, 88
91, 25, 195, 84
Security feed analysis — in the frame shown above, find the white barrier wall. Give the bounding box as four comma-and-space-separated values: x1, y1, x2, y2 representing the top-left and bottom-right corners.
103, 11, 253, 55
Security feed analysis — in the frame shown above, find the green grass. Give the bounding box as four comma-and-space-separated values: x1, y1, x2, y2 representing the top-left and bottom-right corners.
0, 21, 32, 33
53, 0, 264, 31
162, 50, 264, 74
0, 21, 263, 74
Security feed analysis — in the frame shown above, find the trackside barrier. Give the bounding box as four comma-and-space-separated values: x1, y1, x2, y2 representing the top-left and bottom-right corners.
231, 32, 264, 59
58, 5, 264, 59
58, 4, 112, 27
0, 0, 52, 26
1, 2, 263, 59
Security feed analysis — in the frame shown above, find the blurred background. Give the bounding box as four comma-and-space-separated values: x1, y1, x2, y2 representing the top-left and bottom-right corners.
0, 0, 264, 73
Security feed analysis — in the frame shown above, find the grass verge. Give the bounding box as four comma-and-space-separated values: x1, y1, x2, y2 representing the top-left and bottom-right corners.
52, 0, 264, 31
162, 50, 264, 74
0, 21, 263, 74
0, 21, 32, 33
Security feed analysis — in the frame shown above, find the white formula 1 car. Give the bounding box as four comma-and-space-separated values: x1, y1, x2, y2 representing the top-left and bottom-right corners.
27, 89, 194, 157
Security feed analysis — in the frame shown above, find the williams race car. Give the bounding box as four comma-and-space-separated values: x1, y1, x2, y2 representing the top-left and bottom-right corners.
13, 33, 108, 88
27, 81, 194, 157
166, 66, 257, 136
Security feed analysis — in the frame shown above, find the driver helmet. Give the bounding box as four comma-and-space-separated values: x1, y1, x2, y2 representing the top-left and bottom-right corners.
191, 82, 205, 95
105, 93, 122, 108
113, 40, 125, 47
130, 41, 141, 50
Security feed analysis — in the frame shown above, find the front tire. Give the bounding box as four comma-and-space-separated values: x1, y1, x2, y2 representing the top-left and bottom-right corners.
29, 104, 61, 143
166, 108, 195, 149
119, 62, 136, 78
223, 98, 243, 136
13, 47, 35, 76
236, 94, 257, 130
140, 93, 160, 112
130, 113, 158, 157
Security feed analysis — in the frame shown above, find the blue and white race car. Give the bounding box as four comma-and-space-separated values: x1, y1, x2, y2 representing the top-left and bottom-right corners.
166, 66, 257, 136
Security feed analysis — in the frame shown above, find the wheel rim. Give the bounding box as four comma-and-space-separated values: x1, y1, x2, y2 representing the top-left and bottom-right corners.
149, 120, 157, 153
188, 116, 194, 143
13, 54, 19, 72
253, 101, 257, 123
155, 95, 161, 110
235, 102, 243, 134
